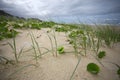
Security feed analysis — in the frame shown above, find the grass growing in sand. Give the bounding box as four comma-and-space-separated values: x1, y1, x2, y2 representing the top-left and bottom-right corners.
46, 27, 58, 56
0, 16, 120, 80
29, 31, 42, 63
7, 30, 24, 63
0, 56, 13, 64
95, 26, 120, 47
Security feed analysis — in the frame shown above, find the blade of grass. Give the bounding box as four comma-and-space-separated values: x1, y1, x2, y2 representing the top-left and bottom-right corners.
8, 64, 37, 77
70, 56, 81, 80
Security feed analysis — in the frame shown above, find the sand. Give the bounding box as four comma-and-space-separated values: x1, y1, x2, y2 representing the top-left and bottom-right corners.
0, 28, 120, 80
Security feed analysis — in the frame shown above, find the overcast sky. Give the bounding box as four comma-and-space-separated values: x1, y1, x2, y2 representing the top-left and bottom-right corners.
0, 0, 120, 24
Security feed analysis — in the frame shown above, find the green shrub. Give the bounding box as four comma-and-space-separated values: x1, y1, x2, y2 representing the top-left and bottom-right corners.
0, 36, 4, 40
54, 25, 69, 32
6, 30, 18, 38
117, 68, 120, 76
69, 30, 84, 38
68, 29, 89, 56
87, 63, 100, 74
0, 23, 18, 40
98, 51, 106, 59
29, 23, 41, 30
13, 23, 21, 28
41, 21, 55, 28
57, 46, 64, 54
69, 40, 74, 44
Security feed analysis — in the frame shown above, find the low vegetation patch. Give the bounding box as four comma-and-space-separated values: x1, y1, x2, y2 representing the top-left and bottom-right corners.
98, 51, 106, 59
57, 46, 65, 54
87, 63, 100, 74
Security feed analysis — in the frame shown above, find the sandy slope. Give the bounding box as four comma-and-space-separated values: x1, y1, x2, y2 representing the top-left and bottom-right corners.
0, 28, 120, 80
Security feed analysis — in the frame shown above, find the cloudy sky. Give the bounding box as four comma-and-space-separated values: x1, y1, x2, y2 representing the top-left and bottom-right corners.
0, 0, 120, 24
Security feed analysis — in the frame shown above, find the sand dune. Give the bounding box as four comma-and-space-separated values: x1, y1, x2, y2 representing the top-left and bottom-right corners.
0, 28, 120, 80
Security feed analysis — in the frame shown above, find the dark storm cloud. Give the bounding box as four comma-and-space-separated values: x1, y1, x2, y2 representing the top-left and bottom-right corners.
0, 0, 120, 17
